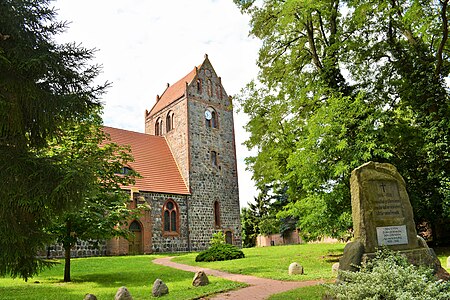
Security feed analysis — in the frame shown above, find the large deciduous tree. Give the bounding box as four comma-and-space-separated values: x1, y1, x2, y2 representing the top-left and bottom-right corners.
235, 0, 450, 243
0, 0, 109, 279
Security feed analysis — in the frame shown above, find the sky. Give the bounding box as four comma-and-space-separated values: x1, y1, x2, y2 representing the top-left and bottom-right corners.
54, 0, 261, 208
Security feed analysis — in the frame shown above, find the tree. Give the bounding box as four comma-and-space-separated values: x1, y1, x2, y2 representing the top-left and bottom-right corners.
0, 0, 108, 279
241, 207, 258, 247
241, 186, 295, 246
46, 115, 139, 282
235, 0, 450, 243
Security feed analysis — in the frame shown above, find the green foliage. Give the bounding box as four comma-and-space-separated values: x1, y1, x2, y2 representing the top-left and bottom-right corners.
0, 0, 109, 280
45, 116, 140, 281
195, 244, 245, 262
326, 249, 450, 300
258, 216, 280, 236
210, 231, 226, 246
235, 0, 450, 243
241, 186, 295, 245
241, 207, 258, 247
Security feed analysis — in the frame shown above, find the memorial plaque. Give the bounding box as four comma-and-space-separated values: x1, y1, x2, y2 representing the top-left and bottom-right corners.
376, 225, 408, 246
349, 162, 418, 252
371, 181, 402, 219
340, 162, 449, 280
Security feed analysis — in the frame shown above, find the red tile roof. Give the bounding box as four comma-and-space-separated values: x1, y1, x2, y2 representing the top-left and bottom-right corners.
148, 66, 198, 117
102, 126, 190, 195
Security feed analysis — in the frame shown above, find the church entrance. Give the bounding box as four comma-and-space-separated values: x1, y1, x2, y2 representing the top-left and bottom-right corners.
128, 220, 143, 255
225, 230, 233, 244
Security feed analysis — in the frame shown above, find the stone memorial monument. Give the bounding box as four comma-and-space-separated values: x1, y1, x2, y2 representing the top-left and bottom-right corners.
339, 162, 448, 279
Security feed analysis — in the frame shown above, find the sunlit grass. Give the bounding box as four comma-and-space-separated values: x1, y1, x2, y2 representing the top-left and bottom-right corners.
0, 255, 245, 300
1, 244, 447, 300
173, 243, 346, 281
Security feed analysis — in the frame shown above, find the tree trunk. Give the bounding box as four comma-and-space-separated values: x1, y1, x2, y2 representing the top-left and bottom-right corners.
64, 219, 72, 282
64, 245, 71, 282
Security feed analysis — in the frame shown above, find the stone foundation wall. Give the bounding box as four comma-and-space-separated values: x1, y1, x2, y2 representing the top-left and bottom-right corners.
41, 240, 107, 259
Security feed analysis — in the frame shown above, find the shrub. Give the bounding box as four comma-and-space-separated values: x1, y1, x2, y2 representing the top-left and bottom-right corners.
195, 244, 245, 262
210, 231, 226, 246
325, 249, 450, 300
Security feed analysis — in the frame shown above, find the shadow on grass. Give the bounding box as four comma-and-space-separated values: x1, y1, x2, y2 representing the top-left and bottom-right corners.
74, 267, 195, 287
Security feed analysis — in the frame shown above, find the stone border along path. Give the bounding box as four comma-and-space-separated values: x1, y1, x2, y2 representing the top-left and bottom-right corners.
153, 257, 325, 300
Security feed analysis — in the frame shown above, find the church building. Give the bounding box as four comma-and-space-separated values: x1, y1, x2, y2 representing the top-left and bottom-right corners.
104, 55, 242, 254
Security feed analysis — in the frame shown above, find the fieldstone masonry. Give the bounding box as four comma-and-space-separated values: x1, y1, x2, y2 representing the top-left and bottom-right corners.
145, 55, 241, 252
340, 162, 448, 279
45, 55, 242, 257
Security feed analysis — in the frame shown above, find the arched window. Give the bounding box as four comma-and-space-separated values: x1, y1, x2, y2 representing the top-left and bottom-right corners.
155, 120, 160, 136
211, 151, 218, 167
155, 117, 163, 136
163, 199, 179, 235
207, 79, 213, 97
214, 201, 220, 227
197, 79, 202, 94
211, 111, 217, 128
166, 111, 174, 133
205, 107, 218, 129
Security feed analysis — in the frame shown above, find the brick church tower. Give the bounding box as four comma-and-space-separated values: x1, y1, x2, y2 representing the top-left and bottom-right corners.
144, 54, 242, 250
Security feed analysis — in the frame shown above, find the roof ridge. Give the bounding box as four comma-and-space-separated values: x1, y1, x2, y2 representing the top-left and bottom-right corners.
148, 56, 208, 117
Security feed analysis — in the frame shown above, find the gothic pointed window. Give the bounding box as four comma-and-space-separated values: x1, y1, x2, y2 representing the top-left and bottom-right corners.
211, 111, 217, 128
163, 199, 179, 235
166, 111, 174, 133
155, 117, 163, 136
155, 119, 160, 136
205, 107, 218, 129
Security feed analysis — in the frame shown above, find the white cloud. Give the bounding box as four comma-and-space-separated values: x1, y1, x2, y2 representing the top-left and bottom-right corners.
55, 0, 260, 208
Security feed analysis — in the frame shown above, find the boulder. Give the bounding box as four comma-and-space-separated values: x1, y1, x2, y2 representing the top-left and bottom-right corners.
114, 286, 132, 300
288, 262, 304, 275
152, 279, 169, 297
339, 239, 364, 272
83, 294, 97, 300
331, 262, 339, 274
192, 270, 209, 286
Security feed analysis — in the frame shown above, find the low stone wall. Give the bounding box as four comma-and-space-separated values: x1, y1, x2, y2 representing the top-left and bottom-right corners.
257, 230, 303, 247
39, 240, 107, 259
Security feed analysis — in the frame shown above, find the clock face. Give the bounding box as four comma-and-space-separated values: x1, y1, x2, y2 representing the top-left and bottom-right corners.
205, 110, 212, 120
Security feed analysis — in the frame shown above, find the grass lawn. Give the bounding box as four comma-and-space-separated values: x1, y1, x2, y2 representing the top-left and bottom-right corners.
173, 243, 346, 281
0, 255, 245, 300
435, 246, 450, 270
1, 244, 447, 300
269, 284, 328, 300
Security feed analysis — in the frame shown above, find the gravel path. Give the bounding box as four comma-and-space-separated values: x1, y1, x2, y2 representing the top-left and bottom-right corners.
153, 256, 325, 300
